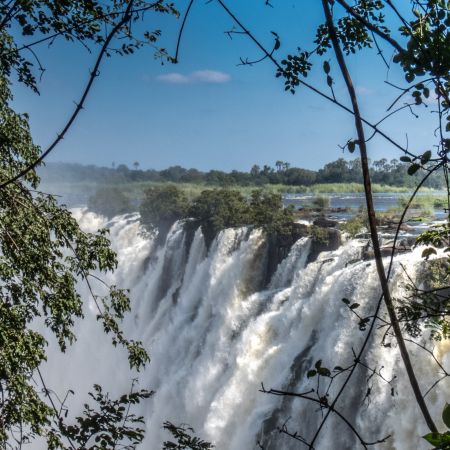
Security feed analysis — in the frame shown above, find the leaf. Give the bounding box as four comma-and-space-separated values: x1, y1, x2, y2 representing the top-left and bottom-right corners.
423, 433, 441, 446
350, 303, 360, 309
407, 163, 420, 175
421, 150, 432, 165
323, 61, 330, 74
348, 141, 356, 153
315, 359, 322, 369
443, 403, 450, 428
342, 298, 350, 305
274, 38, 280, 50
307, 369, 317, 378
400, 156, 411, 162
327, 75, 333, 87
405, 72, 415, 83
423, 431, 450, 446
318, 367, 331, 377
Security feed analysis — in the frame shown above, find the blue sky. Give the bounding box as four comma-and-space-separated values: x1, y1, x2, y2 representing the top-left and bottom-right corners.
12, 1, 440, 172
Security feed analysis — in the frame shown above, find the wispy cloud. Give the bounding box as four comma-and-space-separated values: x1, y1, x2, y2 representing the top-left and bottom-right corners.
355, 86, 373, 95
157, 70, 231, 84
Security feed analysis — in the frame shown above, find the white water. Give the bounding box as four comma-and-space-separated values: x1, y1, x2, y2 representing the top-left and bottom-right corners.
41, 209, 450, 449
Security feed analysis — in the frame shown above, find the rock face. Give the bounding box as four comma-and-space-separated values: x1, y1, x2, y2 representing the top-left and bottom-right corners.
264, 223, 309, 285
308, 228, 342, 263
313, 217, 338, 228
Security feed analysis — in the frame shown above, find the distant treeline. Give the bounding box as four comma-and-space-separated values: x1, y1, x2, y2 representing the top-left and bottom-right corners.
39, 158, 443, 188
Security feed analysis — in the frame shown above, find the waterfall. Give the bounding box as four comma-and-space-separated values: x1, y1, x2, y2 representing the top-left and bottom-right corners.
40, 209, 450, 450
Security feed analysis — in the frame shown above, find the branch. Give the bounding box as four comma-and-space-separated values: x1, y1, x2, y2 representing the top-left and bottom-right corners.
313, 6, 437, 448
174, 0, 195, 63
260, 385, 390, 449
214, 0, 417, 159
0, 1, 136, 190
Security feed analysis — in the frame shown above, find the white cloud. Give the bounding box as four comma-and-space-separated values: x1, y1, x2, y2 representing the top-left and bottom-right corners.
157, 70, 231, 84
157, 73, 190, 84
190, 70, 231, 83
355, 86, 373, 95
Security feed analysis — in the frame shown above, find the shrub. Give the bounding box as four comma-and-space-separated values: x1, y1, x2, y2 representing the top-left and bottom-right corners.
310, 225, 330, 244
312, 195, 330, 209
188, 189, 249, 247
140, 185, 188, 240
339, 212, 367, 237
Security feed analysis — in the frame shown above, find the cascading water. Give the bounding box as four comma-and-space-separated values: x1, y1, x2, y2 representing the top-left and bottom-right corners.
41, 208, 450, 449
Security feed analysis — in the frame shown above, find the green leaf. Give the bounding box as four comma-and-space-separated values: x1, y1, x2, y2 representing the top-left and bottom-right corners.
423, 431, 450, 446
443, 403, 450, 428
421, 150, 432, 165
323, 61, 330, 74
350, 303, 360, 309
407, 163, 420, 175
307, 370, 317, 378
400, 156, 411, 162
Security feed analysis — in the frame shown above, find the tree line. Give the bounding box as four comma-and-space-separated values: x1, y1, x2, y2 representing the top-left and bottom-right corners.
40, 157, 444, 188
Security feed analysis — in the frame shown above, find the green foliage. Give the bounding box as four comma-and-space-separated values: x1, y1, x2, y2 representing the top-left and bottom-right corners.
423, 404, 450, 448
311, 196, 330, 209
339, 213, 367, 237
162, 422, 214, 450
0, 1, 182, 447
140, 184, 189, 241
309, 225, 330, 245
40, 156, 446, 192
248, 190, 295, 236
399, 225, 450, 341
49, 384, 153, 450
88, 187, 132, 218
188, 189, 249, 247
397, 195, 447, 215
187, 189, 297, 248
0, 0, 178, 93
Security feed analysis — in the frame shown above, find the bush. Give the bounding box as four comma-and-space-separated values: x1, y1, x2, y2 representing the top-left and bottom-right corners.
249, 190, 295, 236
88, 187, 131, 218
339, 212, 367, 237
312, 195, 330, 209
140, 185, 188, 240
309, 225, 330, 244
188, 189, 297, 249
188, 189, 249, 247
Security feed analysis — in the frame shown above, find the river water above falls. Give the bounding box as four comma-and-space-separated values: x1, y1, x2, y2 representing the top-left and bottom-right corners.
40, 209, 450, 450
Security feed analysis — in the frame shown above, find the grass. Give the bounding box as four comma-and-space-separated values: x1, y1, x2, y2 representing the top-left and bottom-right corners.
41, 180, 440, 201
397, 194, 448, 211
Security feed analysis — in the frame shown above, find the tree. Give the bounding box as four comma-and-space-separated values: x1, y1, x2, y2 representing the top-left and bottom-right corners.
250, 164, 261, 177
0, 1, 186, 448
140, 184, 189, 243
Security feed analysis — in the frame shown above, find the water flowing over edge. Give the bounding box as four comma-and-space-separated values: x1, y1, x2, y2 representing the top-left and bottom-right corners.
40, 208, 450, 450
